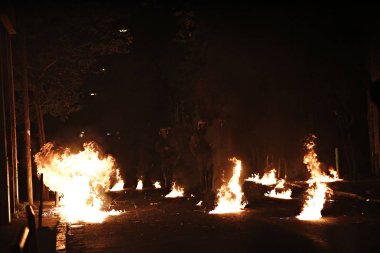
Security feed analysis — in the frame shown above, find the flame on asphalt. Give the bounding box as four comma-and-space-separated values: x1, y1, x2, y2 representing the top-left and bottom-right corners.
165, 182, 184, 198
210, 157, 247, 214
264, 179, 292, 199
297, 136, 342, 221
35, 142, 123, 223
245, 169, 277, 186
136, 179, 143, 190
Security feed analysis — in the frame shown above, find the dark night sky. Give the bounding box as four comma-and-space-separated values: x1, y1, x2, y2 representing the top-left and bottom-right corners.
10, 2, 379, 183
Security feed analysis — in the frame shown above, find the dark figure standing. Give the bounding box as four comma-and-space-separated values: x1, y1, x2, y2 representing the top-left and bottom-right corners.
190, 120, 213, 192
155, 128, 180, 188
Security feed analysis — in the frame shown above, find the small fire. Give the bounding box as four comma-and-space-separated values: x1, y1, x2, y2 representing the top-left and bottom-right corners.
34, 142, 122, 223
153, 181, 161, 189
109, 169, 124, 191
245, 169, 277, 185
165, 182, 184, 198
297, 136, 342, 221
264, 179, 292, 199
136, 179, 143, 190
210, 157, 247, 214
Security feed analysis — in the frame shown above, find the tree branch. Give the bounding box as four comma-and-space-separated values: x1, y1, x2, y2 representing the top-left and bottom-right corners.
37, 59, 58, 81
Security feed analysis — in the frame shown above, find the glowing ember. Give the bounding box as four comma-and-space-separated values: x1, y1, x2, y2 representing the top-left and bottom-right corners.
35, 142, 122, 223
264, 179, 292, 199
110, 169, 124, 191
196, 201, 203, 206
245, 169, 277, 185
136, 179, 143, 190
153, 181, 161, 189
297, 136, 341, 221
165, 182, 184, 198
210, 157, 247, 214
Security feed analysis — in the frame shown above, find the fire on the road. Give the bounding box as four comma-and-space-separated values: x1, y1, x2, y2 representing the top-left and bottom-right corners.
245, 169, 277, 186
245, 168, 292, 199
264, 179, 292, 199
136, 179, 143, 190
34, 142, 123, 223
165, 182, 184, 198
297, 136, 342, 221
153, 181, 162, 189
210, 157, 247, 214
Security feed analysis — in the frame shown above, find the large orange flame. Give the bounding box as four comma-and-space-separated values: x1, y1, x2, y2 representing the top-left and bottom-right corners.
210, 157, 247, 214
297, 136, 342, 220
34, 142, 123, 223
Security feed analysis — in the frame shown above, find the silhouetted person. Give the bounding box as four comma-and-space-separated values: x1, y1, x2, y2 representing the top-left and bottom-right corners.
155, 128, 180, 188
190, 120, 213, 192
208, 119, 232, 192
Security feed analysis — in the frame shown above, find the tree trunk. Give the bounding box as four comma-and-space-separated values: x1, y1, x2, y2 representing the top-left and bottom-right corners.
367, 94, 380, 176
22, 28, 33, 206
0, 20, 11, 223
35, 100, 46, 148
367, 42, 380, 176
0, 70, 11, 224
33, 92, 50, 201
6, 30, 19, 209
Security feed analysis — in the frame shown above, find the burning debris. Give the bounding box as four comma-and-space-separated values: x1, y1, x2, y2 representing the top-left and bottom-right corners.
297, 136, 342, 221
264, 179, 292, 199
245, 169, 277, 186
210, 158, 247, 214
245, 168, 292, 199
153, 181, 162, 189
34, 142, 123, 223
165, 182, 185, 198
136, 179, 143, 190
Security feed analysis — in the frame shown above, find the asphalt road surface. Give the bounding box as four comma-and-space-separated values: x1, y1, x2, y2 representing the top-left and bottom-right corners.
66, 187, 380, 253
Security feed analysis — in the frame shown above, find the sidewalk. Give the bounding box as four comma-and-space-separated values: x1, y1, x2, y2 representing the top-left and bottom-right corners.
0, 201, 63, 253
